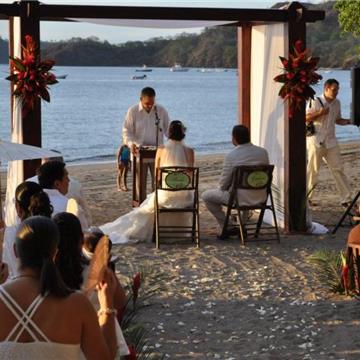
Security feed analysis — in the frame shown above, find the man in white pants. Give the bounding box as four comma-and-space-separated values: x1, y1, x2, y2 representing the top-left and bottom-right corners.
306, 79, 352, 207
122, 87, 170, 203
202, 125, 269, 238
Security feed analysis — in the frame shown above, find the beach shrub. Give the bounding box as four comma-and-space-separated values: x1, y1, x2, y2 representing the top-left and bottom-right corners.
308, 249, 360, 295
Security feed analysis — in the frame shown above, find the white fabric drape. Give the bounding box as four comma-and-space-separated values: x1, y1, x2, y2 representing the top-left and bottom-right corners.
250, 23, 287, 228
4, 17, 23, 227
70, 18, 237, 29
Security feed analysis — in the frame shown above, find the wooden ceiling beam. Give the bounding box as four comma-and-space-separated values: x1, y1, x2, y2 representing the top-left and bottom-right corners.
0, 3, 325, 24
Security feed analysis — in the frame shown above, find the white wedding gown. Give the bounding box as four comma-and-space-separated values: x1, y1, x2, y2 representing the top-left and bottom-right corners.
100, 140, 193, 244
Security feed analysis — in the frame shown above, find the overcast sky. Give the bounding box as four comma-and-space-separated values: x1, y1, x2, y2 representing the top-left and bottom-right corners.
0, 0, 323, 43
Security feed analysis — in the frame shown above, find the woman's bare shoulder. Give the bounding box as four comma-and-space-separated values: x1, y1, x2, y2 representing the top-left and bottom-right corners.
62, 291, 94, 313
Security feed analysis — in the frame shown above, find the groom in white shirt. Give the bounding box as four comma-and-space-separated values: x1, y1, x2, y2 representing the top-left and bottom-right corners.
122, 87, 170, 201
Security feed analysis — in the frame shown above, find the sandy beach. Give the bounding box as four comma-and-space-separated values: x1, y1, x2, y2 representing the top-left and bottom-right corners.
1, 142, 360, 359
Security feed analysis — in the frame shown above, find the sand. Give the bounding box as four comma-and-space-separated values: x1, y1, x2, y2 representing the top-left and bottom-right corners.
1, 142, 360, 359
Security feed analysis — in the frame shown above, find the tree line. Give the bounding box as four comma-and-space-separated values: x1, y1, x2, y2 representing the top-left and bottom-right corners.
0, 1, 359, 68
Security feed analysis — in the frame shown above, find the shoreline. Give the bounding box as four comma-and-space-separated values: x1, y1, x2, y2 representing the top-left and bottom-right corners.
1, 139, 359, 172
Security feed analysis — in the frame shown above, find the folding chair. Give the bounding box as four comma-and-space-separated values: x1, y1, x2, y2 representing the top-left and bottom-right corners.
220, 164, 280, 245
155, 166, 200, 249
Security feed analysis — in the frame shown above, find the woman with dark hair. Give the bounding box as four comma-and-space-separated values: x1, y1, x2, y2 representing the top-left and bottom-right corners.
53, 212, 85, 290
53, 213, 128, 356
0, 216, 117, 359
101, 120, 194, 243
2, 182, 53, 278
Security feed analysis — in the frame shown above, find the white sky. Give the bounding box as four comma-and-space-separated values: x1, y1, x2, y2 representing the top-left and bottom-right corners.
0, 0, 322, 43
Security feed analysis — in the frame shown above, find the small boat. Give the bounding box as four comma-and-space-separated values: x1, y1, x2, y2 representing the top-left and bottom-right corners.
198, 68, 214, 73
170, 63, 189, 72
135, 65, 152, 72
131, 74, 147, 80
57, 74, 68, 79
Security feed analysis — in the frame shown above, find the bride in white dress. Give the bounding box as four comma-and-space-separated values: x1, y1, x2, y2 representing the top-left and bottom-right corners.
100, 120, 195, 244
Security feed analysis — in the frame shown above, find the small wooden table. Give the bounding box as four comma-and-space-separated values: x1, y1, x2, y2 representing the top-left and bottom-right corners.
132, 146, 157, 207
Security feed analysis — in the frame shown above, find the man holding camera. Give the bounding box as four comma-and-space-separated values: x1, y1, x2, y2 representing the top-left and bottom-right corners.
306, 78, 352, 206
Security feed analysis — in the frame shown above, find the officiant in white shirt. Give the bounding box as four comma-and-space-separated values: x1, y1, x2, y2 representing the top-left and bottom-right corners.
122, 87, 170, 202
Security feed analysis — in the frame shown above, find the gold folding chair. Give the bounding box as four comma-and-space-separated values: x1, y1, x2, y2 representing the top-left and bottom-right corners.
220, 164, 280, 245
155, 166, 200, 249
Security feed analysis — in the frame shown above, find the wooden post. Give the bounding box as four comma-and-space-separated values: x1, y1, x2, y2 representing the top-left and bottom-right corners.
284, 2, 307, 232
237, 23, 252, 130
19, 1, 41, 179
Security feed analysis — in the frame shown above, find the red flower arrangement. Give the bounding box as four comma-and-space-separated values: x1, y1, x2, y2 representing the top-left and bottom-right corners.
6, 35, 58, 114
132, 272, 141, 307
274, 40, 322, 118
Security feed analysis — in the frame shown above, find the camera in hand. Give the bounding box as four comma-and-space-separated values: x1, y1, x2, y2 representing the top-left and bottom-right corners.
306, 121, 315, 137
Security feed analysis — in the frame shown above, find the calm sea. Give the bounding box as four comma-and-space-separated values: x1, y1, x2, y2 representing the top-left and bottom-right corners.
0, 66, 359, 164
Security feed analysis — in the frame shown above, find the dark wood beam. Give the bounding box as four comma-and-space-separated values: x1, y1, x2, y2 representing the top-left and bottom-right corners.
0, 2, 325, 23
237, 24, 251, 130
19, 1, 42, 179
284, 2, 307, 232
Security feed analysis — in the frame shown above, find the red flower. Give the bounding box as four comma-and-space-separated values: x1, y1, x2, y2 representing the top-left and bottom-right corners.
133, 272, 141, 291
6, 34, 58, 114
125, 345, 137, 360
132, 272, 141, 306
274, 39, 322, 119
294, 40, 304, 53
25, 35, 32, 44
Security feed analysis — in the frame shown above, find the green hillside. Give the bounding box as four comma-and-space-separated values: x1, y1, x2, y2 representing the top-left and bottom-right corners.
0, 1, 359, 68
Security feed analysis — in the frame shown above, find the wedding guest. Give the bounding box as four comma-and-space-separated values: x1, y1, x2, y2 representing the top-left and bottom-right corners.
2, 182, 53, 278
83, 227, 117, 272
0, 216, 117, 359
27, 152, 93, 227
53, 213, 128, 356
306, 79, 353, 207
37, 161, 69, 215
53, 213, 126, 310
202, 125, 269, 238
122, 87, 170, 200
38, 160, 88, 230
116, 144, 131, 191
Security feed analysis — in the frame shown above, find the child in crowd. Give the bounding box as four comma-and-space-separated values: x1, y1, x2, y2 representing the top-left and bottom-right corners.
117, 144, 131, 191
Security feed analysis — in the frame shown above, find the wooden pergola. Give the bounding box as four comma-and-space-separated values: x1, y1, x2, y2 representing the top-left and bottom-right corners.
0, 1, 325, 231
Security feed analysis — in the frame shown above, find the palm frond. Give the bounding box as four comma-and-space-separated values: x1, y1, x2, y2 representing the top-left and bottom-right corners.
308, 249, 344, 293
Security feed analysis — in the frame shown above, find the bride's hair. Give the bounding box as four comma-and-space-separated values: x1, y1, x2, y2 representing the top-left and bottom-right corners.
169, 120, 186, 141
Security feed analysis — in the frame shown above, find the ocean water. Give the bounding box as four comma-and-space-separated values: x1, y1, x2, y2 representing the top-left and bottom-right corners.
0, 66, 359, 164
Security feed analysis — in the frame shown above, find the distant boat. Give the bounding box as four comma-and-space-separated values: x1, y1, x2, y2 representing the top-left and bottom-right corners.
57, 74, 68, 79
170, 63, 189, 72
131, 74, 147, 80
135, 65, 152, 72
198, 68, 214, 73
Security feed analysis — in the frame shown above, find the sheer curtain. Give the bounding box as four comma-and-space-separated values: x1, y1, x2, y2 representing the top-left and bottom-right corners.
250, 23, 287, 228
4, 17, 23, 227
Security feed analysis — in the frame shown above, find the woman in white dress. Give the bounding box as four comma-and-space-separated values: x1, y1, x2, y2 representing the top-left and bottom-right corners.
100, 120, 195, 244
0, 216, 117, 359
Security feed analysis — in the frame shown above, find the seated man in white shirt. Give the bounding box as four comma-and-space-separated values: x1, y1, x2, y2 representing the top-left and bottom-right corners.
27, 152, 92, 226
38, 161, 89, 230
38, 161, 70, 215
